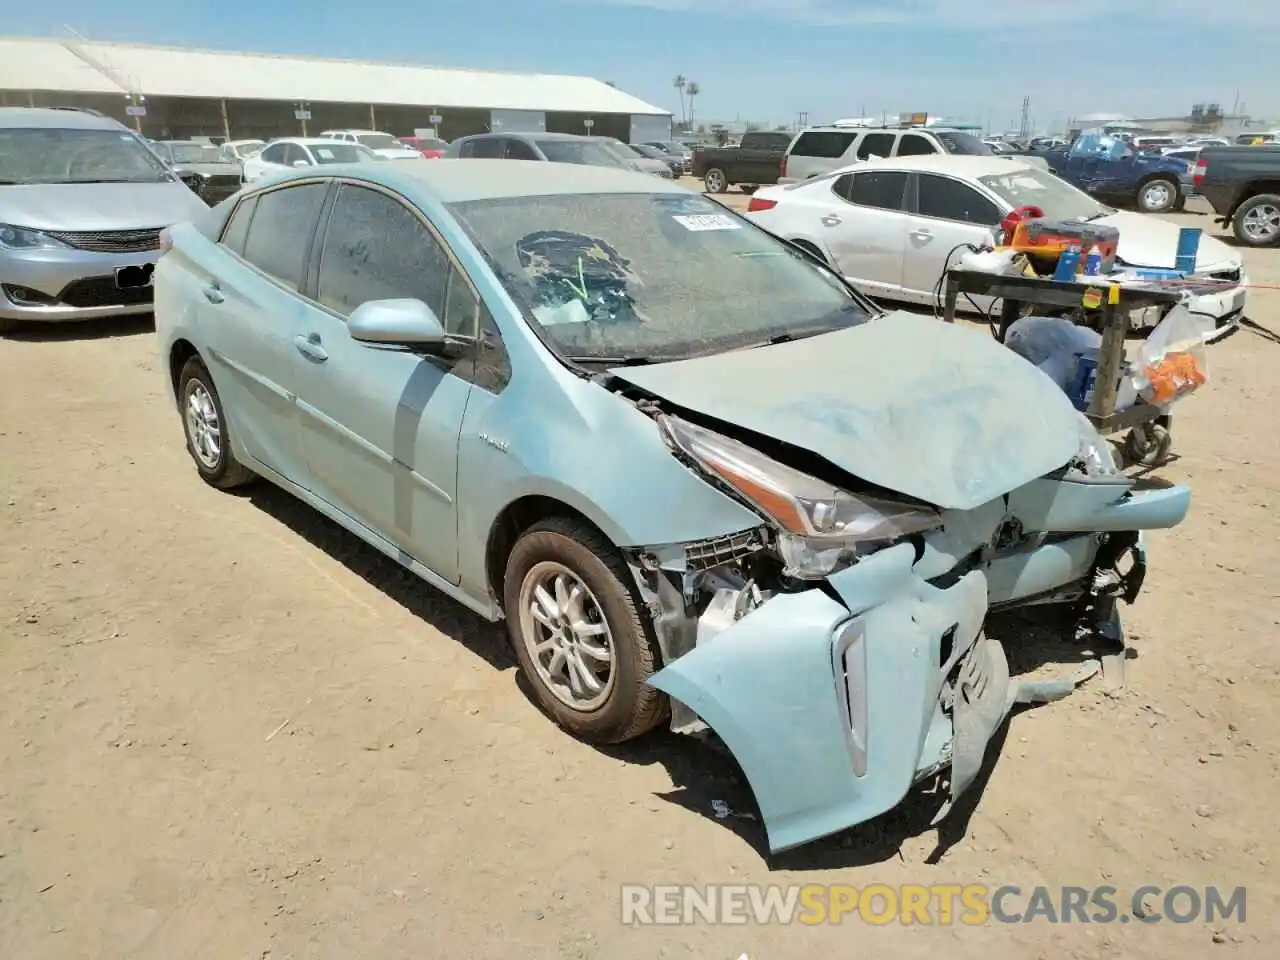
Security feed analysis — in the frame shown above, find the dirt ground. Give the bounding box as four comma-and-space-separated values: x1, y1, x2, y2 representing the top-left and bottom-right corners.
2, 194, 1276, 960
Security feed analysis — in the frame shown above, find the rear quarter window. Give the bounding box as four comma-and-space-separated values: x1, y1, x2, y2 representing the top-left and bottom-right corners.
790, 131, 858, 158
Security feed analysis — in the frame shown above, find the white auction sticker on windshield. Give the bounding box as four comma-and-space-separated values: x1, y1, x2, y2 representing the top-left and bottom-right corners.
315, 148, 334, 160
672, 214, 740, 231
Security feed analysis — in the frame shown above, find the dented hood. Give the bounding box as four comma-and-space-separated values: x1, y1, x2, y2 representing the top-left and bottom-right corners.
612, 311, 1081, 511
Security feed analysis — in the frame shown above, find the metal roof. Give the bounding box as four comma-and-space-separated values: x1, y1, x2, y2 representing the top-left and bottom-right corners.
0, 37, 670, 116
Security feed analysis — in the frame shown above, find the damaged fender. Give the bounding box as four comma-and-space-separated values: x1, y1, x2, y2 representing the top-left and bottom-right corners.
648, 543, 1013, 853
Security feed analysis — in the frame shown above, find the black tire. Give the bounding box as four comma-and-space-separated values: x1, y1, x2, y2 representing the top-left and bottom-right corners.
1230, 193, 1280, 247
177, 356, 256, 489
1136, 177, 1178, 214
703, 167, 728, 194
739, 184, 758, 195
1124, 423, 1173, 468
502, 516, 666, 744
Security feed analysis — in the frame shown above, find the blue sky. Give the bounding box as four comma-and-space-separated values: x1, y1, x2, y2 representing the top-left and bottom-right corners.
10, 0, 1279, 130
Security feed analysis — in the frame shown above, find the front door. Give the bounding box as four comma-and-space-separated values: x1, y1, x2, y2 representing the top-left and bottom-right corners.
900, 172, 1003, 302
291, 181, 479, 583
822, 169, 911, 297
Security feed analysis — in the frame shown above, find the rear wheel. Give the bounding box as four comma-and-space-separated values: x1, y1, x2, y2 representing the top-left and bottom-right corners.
1231, 194, 1280, 247
703, 167, 728, 194
1137, 177, 1178, 213
178, 356, 256, 489
503, 517, 666, 744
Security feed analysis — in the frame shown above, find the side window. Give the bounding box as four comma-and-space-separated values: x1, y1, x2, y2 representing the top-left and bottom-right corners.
259, 143, 286, 164
843, 170, 908, 211
284, 144, 311, 166
470, 138, 503, 159
791, 131, 857, 158
457, 140, 474, 158
316, 184, 452, 320
896, 134, 939, 157
442, 263, 480, 336
504, 138, 539, 160
241, 183, 328, 291
857, 133, 895, 160
219, 195, 258, 255
915, 174, 1001, 225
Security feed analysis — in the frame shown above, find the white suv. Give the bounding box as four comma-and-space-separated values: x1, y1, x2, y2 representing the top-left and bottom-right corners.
780, 125, 1048, 183
317, 129, 421, 160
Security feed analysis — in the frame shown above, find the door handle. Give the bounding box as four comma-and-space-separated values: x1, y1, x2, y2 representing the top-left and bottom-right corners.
910, 228, 933, 240
202, 283, 224, 304
820, 214, 842, 227
294, 333, 328, 362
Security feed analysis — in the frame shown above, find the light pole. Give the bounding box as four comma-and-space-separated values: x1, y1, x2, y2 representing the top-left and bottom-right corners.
294, 101, 311, 136
124, 93, 146, 133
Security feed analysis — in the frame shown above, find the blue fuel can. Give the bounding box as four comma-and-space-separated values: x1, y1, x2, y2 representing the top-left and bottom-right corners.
1175, 227, 1202, 274
1068, 351, 1100, 412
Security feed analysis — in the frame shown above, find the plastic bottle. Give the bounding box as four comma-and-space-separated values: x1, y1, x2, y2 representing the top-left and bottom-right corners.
1084, 244, 1103, 276
1054, 246, 1082, 282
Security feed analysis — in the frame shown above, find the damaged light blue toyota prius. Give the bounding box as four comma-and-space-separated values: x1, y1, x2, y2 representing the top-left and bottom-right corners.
153, 161, 1191, 853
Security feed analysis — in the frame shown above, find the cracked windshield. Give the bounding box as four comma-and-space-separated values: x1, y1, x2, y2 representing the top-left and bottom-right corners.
450, 192, 868, 360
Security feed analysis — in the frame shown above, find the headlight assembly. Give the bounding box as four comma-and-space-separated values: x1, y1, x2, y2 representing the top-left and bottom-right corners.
1072, 413, 1125, 480
660, 416, 942, 579
0, 224, 67, 251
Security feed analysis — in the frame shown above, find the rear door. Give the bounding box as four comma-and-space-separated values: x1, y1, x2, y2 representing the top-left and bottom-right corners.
187, 180, 330, 482
291, 180, 478, 583
901, 172, 1003, 300
821, 169, 911, 296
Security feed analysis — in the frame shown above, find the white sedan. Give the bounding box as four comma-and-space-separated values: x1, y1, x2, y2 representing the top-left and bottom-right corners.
242, 138, 387, 182
744, 155, 1247, 339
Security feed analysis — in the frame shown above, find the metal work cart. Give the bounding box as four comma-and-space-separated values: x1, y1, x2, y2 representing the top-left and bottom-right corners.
941, 268, 1185, 465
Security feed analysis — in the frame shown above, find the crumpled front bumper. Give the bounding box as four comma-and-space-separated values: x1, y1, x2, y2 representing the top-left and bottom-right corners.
649, 542, 1007, 854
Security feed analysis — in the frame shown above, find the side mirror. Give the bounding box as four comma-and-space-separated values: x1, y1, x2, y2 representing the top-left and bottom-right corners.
348, 299, 447, 351
291, 159, 310, 168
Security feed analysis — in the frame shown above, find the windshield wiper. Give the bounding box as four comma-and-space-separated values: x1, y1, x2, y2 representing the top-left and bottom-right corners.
0, 179, 20, 185
566, 354, 683, 366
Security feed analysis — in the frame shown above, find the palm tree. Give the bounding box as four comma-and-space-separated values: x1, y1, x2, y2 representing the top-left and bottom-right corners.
686, 82, 701, 128
673, 74, 688, 128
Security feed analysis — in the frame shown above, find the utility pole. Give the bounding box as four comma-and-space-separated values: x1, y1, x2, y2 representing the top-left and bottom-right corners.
795, 110, 808, 130
1018, 95, 1031, 139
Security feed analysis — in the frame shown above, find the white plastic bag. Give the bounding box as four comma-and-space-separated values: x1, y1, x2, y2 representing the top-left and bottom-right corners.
1133, 304, 1211, 405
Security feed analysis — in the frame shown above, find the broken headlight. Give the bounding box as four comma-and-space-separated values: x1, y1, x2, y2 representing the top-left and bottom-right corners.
660, 416, 942, 578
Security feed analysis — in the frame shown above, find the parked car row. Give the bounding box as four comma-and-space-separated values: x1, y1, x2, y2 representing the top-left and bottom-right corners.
445, 132, 677, 179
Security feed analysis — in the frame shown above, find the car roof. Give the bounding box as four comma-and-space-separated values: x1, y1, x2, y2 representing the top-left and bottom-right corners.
0, 106, 130, 131
840, 154, 1035, 178
255, 158, 689, 203
321, 128, 381, 134
269, 137, 360, 147
461, 131, 592, 142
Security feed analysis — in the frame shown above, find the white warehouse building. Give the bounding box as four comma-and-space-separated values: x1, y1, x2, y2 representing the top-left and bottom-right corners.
0, 36, 674, 144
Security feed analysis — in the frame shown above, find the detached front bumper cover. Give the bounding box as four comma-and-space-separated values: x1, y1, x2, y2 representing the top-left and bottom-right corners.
648, 542, 1090, 853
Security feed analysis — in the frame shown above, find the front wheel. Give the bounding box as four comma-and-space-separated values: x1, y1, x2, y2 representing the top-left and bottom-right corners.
1137, 178, 1178, 213
503, 517, 666, 744
178, 356, 256, 489
1231, 193, 1280, 247
703, 167, 728, 194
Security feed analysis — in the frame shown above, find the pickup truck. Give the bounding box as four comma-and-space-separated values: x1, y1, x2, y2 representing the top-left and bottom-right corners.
1194, 144, 1280, 247
1034, 138, 1192, 214
692, 131, 793, 195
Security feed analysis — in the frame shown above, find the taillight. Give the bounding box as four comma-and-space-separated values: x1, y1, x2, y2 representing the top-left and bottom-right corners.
1193, 160, 1207, 187
747, 196, 777, 212
158, 227, 173, 253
